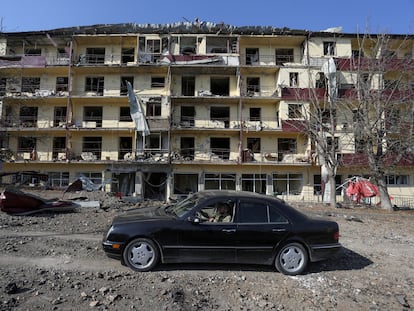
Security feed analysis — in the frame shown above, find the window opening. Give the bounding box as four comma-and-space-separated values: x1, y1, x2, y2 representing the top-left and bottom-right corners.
83, 106, 103, 127
275, 48, 294, 65
241, 174, 266, 194
210, 106, 230, 128
210, 77, 229, 96
210, 137, 230, 160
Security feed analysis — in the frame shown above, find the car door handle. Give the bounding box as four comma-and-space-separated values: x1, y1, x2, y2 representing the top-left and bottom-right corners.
272, 228, 287, 232
222, 229, 236, 233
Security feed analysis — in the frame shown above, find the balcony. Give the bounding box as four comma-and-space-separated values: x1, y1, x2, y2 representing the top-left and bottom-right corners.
172, 117, 281, 131
0, 55, 46, 68
171, 147, 311, 165
172, 147, 236, 164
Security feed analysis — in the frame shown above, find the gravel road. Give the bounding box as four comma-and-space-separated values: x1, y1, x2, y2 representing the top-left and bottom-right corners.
0, 189, 413, 310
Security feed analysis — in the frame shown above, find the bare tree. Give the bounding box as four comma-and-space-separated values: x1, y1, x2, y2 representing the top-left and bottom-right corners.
342, 33, 414, 210
289, 33, 414, 209
307, 57, 342, 208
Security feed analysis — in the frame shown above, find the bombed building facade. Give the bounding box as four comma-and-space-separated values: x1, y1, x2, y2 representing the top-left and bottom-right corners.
0, 22, 413, 204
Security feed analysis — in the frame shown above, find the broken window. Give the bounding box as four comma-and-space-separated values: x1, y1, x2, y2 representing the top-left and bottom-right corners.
76, 172, 102, 186
210, 106, 230, 128
246, 77, 260, 96
241, 174, 266, 194
210, 77, 229, 96
180, 106, 195, 126
18, 137, 36, 152
120, 76, 134, 95
180, 37, 197, 54
288, 104, 303, 119
56, 77, 68, 93
119, 137, 133, 160
247, 137, 261, 153
85, 47, 105, 64
54, 107, 67, 126
20, 107, 38, 127
48, 172, 69, 188
182, 76, 195, 96
146, 98, 161, 117
145, 133, 161, 150
180, 137, 195, 159
320, 109, 336, 125
278, 138, 297, 160
249, 107, 261, 121
273, 173, 303, 195
327, 136, 340, 152
386, 175, 409, 185
138, 37, 162, 63
84, 106, 103, 127
206, 37, 237, 53
52, 137, 66, 159
173, 173, 198, 195
355, 138, 366, 153
289, 72, 298, 87
121, 48, 135, 64
119, 107, 132, 122
82, 137, 102, 159
323, 42, 336, 56
210, 137, 230, 160
205, 173, 236, 190
245, 48, 259, 65
57, 48, 69, 58
315, 72, 327, 88
21, 77, 40, 93
144, 172, 167, 200
85, 77, 104, 95
151, 77, 165, 88
275, 48, 294, 65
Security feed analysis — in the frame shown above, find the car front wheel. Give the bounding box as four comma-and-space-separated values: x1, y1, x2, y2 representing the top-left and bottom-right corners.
275, 242, 308, 275
123, 238, 159, 272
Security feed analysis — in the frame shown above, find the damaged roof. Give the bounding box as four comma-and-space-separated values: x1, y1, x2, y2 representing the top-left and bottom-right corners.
1, 22, 412, 43
1, 22, 307, 36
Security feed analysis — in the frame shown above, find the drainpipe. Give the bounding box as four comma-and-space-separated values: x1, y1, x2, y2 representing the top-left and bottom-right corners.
238, 67, 243, 164
65, 39, 73, 162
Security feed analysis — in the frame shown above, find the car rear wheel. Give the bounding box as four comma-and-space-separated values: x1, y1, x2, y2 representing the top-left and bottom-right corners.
275, 242, 308, 275
123, 238, 159, 272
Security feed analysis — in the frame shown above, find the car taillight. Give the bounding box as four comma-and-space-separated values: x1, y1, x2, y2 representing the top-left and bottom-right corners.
333, 231, 339, 241
0, 193, 5, 200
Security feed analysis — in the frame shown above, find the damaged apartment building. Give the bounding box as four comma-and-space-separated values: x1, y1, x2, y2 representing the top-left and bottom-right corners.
0, 22, 413, 202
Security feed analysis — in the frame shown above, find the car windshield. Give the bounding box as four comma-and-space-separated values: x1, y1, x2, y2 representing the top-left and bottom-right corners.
165, 194, 199, 218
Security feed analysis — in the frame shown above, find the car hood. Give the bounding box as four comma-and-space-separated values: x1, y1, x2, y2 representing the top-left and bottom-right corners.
112, 206, 171, 225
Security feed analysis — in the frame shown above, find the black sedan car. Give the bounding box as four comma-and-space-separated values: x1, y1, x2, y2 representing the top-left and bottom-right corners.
102, 190, 341, 275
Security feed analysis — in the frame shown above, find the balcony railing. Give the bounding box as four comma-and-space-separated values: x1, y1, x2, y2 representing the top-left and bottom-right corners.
172, 147, 311, 165
240, 53, 300, 66
172, 117, 282, 131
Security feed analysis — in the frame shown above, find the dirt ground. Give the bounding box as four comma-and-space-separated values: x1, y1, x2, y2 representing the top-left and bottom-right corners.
0, 188, 413, 311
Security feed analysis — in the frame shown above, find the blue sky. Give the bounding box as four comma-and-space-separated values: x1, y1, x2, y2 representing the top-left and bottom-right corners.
1, 0, 413, 34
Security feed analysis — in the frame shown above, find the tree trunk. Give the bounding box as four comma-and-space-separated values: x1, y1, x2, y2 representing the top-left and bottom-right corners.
377, 178, 393, 210
329, 174, 337, 208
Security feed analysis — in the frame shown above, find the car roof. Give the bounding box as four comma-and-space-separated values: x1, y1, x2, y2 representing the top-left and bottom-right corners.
191, 190, 308, 221
193, 190, 281, 201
